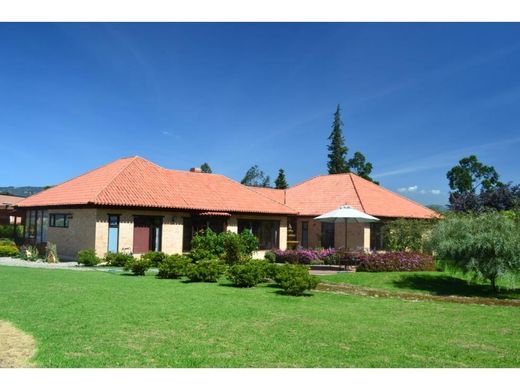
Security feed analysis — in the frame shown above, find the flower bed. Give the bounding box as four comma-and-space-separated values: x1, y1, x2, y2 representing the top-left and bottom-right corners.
345, 251, 435, 272
272, 248, 339, 265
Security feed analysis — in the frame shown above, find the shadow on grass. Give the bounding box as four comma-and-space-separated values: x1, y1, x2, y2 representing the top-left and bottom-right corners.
393, 274, 520, 300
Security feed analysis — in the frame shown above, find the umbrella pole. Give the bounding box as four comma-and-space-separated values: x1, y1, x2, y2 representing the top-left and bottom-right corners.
344, 220, 348, 271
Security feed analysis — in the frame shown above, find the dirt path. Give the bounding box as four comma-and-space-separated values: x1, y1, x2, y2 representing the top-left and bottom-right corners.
0, 321, 36, 367
316, 282, 520, 307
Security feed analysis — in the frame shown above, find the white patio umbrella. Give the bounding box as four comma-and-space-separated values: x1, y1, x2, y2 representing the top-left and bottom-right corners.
314, 205, 379, 251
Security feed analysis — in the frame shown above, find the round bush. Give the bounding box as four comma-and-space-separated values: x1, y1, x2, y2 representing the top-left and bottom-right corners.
77, 249, 100, 266
141, 251, 167, 267
124, 257, 151, 276
104, 252, 134, 267
227, 260, 272, 287
185, 259, 227, 282
274, 264, 320, 296
157, 254, 191, 279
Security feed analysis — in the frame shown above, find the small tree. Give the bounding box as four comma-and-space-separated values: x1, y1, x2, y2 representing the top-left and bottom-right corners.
347, 151, 378, 184
381, 218, 434, 252
327, 105, 349, 174
200, 162, 212, 173
275, 169, 289, 189
429, 212, 520, 290
241, 165, 271, 187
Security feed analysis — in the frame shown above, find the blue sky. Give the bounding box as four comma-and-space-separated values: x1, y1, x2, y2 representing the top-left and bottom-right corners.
1, 23, 519, 205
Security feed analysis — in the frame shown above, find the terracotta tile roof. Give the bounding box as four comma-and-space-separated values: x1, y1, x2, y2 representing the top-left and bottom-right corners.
0, 194, 25, 206
17, 157, 296, 215
248, 187, 286, 204
282, 173, 439, 219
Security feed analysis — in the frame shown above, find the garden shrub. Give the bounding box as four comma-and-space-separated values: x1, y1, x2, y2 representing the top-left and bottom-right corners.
19, 245, 40, 261
77, 249, 100, 267
222, 233, 244, 264
124, 257, 151, 276
381, 218, 434, 253
0, 243, 19, 257
264, 251, 276, 263
429, 211, 520, 290
190, 228, 259, 262
272, 248, 339, 265
185, 259, 227, 282
188, 248, 219, 263
104, 252, 134, 267
273, 264, 320, 295
344, 251, 435, 272
157, 254, 191, 279
141, 251, 167, 267
45, 242, 58, 263
191, 228, 225, 257
227, 259, 272, 287
238, 229, 259, 256
0, 225, 23, 239
0, 238, 15, 246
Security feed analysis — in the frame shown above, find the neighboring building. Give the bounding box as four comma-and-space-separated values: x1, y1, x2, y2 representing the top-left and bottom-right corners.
16, 156, 438, 259
0, 194, 25, 227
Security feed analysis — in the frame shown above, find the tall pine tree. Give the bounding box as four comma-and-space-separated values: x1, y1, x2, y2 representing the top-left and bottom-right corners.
327, 104, 349, 174
275, 169, 289, 189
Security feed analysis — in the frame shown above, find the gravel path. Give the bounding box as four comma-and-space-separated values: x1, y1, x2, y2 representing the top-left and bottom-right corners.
0, 257, 81, 270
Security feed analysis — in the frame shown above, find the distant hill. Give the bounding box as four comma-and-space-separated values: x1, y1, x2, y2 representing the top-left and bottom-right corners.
426, 204, 448, 213
0, 186, 47, 197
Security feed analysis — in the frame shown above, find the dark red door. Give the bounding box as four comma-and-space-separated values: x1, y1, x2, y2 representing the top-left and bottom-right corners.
133, 216, 151, 254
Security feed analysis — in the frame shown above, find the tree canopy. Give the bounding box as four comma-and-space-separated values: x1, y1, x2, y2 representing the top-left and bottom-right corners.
347, 151, 379, 184
274, 169, 289, 189
430, 212, 520, 290
200, 162, 212, 173
447, 155, 503, 211
241, 165, 271, 187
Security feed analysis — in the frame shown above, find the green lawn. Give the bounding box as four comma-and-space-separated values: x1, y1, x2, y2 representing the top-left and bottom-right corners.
319, 271, 520, 300
0, 266, 519, 367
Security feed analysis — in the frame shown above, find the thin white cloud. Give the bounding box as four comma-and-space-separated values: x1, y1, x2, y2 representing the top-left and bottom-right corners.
374, 136, 520, 179
397, 186, 441, 195
162, 131, 171, 136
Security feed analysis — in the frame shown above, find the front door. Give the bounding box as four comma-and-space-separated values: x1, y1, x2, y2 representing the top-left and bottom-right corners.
133, 216, 163, 254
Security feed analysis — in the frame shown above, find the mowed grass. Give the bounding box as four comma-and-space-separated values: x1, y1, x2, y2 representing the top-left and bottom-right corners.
0, 266, 519, 367
319, 271, 520, 300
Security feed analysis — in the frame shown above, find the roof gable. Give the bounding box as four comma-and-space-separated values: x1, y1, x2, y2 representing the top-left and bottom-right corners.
17, 157, 296, 215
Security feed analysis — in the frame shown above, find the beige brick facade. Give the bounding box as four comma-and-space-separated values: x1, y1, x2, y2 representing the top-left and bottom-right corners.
46, 208, 97, 259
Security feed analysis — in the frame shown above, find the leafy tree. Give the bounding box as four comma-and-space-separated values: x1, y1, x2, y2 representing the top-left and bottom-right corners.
327, 105, 349, 174
241, 165, 271, 187
274, 169, 289, 189
447, 155, 500, 194
200, 162, 212, 173
429, 212, 520, 290
449, 183, 520, 212
381, 218, 434, 252
347, 151, 379, 184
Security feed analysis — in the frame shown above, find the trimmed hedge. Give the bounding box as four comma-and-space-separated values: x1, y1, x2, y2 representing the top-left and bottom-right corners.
141, 251, 167, 267
157, 255, 191, 279
227, 260, 274, 287
345, 251, 436, 272
185, 259, 227, 282
104, 252, 134, 267
124, 258, 151, 276
273, 264, 320, 295
77, 249, 100, 266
